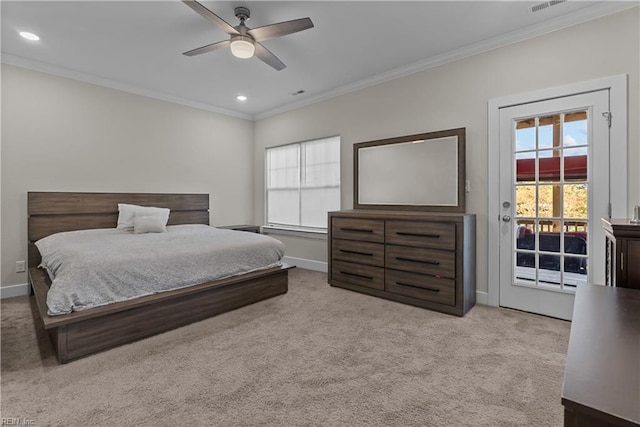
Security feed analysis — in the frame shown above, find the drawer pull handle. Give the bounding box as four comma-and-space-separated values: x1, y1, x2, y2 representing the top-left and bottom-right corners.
340, 249, 373, 256
341, 227, 374, 233
340, 271, 373, 280
396, 232, 441, 239
396, 257, 440, 266
396, 282, 440, 293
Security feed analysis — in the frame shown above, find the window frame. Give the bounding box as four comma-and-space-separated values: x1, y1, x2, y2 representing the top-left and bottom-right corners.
264, 135, 341, 233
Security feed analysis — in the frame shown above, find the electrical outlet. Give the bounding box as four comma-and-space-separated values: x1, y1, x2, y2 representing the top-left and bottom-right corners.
465, 180, 471, 193
15, 260, 26, 273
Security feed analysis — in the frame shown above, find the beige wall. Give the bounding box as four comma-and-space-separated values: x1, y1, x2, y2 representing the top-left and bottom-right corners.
253, 8, 640, 293
2, 9, 638, 292
1, 65, 254, 287
264, 234, 328, 264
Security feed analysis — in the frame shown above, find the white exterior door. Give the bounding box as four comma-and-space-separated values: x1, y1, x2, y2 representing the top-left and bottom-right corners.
498, 90, 610, 320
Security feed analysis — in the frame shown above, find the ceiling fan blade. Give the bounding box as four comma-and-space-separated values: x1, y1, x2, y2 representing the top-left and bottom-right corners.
248, 17, 314, 42
254, 42, 286, 71
182, 1, 240, 36
183, 40, 231, 56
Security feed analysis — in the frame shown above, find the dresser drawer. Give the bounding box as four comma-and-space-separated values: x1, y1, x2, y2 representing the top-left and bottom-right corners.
386, 221, 455, 250
386, 245, 455, 278
331, 260, 384, 290
332, 218, 384, 243
385, 270, 455, 306
332, 239, 384, 267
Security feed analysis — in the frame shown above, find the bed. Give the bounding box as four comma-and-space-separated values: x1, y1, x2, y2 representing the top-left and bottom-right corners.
27, 192, 292, 363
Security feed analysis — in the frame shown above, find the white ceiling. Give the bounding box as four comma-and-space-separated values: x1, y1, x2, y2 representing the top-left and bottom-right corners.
1, 1, 635, 119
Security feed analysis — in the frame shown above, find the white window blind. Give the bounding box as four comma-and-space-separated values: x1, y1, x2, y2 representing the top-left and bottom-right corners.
266, 136, 341, 231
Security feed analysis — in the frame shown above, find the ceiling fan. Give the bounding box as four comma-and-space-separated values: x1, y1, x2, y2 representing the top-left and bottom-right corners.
182, 1, 314, 71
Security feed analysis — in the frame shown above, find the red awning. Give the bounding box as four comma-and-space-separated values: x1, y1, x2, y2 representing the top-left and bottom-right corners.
516, 155, 587, 181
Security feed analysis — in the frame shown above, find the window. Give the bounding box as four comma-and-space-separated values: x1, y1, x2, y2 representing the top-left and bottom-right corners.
266, 136, 340, 231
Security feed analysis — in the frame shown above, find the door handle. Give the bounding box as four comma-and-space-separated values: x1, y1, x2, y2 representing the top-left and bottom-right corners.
502, 215, 511, 222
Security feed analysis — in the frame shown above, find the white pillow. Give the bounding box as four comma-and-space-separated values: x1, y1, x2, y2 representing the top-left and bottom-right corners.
117, 203, 170, 231
133, 215, 167, 234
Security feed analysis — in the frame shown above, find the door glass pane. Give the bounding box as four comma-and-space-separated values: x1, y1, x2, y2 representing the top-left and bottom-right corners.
563, 184, 588, 219
565, 220, 588, 270
564, 147, 587, 182
563, 112, 588, 148
512, 110, 589, 291
515, 252, 536, 282
538, 114, 559, 150
515, 151, 536, 182
539, 254, 561, 286
515, 123, 536, 152
566, 260, 587, 286
539, 233, 561, 253
515, 185, 536, 217
564, 233, 587, 255
515, 219, 537, 282
564, 220, 587, 234
538, 149, 562, 181
537, 185, 559, 218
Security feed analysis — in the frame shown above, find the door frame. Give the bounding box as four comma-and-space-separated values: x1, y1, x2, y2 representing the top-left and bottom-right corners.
487, 75, 628, 307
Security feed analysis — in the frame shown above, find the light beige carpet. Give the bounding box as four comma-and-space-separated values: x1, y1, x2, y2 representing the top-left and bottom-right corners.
1, 268, 570, 426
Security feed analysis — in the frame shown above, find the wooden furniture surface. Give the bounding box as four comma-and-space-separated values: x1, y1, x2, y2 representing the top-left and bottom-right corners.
562, 284, 640, 427
28, 192, 210, 269
27, 192, 291, 363
328, 210, 476, 316
353, 128, 466, 213
218, 224, 261, 233
602, 218, 640, 289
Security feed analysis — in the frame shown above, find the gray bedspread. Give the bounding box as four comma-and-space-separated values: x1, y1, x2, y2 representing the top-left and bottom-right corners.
35, 225, 286, 315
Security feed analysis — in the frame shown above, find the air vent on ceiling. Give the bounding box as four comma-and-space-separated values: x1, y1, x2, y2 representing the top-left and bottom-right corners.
531, 0, 567, 13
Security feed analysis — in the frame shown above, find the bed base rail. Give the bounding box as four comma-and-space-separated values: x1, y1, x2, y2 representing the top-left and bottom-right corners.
29, 266, 291, 363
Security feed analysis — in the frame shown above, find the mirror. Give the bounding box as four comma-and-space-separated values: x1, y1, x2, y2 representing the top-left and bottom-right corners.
354, 128, 465, 212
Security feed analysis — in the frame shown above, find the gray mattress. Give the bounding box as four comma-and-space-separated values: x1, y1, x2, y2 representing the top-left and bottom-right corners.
35, 225, 286, 315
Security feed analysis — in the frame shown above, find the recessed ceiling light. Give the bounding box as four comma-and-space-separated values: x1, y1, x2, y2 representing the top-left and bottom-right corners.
236, 95, 247, 101
19, 31, 40, 41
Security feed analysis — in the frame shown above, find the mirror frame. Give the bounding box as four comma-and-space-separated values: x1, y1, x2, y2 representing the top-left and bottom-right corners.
353, 127, 466, 212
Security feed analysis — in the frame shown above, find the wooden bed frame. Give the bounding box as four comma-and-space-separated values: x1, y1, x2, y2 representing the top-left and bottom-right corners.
27, 192, 291, 363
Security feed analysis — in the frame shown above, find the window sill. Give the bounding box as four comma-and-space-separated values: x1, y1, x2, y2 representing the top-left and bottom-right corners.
262, 226, 327, 240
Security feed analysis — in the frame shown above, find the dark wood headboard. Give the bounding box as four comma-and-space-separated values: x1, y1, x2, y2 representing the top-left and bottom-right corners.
27, 192, 210, 269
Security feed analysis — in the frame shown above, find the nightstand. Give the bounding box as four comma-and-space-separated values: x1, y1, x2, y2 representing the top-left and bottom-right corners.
218, 224, 261, 234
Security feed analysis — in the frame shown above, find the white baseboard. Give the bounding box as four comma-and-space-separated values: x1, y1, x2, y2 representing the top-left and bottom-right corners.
476, 291, 490, 306
1, 283, 31, 299
282, 256, 328, 273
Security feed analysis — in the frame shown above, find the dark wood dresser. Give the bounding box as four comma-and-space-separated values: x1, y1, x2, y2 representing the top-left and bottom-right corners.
328, 210, 476, 316
602, 218, 640, 289
562, 284, 640, 427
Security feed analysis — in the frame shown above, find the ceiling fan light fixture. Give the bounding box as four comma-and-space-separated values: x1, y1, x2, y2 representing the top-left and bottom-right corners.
19, 31, 40, 41
182, 2, 313, 70
230, 35, 255, 59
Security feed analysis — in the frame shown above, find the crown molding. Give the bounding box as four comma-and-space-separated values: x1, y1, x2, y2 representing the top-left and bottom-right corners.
2, 2, 636, 122
254, 1, 638, 121
1, 54, 253, 121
